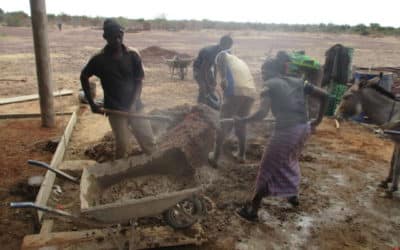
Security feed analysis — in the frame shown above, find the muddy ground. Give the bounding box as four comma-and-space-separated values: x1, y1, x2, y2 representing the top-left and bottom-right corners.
0, 26, 400, 249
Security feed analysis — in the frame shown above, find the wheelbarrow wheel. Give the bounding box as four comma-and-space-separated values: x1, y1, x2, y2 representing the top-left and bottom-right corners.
163, 196, 205, 229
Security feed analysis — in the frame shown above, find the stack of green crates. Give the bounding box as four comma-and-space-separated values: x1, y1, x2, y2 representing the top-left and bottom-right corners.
326, 83, 348, 116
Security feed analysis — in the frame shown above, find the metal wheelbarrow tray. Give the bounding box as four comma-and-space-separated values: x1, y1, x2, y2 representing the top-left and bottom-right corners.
11, 148, 205, 229
163, 56, 193, 80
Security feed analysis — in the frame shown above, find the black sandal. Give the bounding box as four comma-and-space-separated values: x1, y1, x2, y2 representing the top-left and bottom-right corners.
287, 196, 300, 207
236, 204, 258, 222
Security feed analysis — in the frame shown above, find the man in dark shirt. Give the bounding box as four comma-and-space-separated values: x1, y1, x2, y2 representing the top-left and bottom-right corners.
80, 19, 156, 159
193, 35, 233, 109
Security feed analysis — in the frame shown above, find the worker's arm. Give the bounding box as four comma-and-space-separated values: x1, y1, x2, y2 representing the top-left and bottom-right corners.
215, 55, 227, 90
80, 56, 103, 114
236, 96, 271, 124
130, 51, 145, 110
307, 84, 329, 129
200, 60, 216, 91
80, 71, 102, 114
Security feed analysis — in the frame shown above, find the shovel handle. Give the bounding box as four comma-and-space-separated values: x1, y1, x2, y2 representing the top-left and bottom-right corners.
102, 108, 172, 122
27, 160, 79, 184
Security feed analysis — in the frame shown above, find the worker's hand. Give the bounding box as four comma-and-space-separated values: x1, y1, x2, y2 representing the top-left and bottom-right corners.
221, 80, 227, 91
234, 116, 247, 126
90, 104, 104, 114
310, 119, 320, 134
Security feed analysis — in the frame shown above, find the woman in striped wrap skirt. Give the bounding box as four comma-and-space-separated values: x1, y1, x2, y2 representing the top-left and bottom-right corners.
236, 51, 329, 221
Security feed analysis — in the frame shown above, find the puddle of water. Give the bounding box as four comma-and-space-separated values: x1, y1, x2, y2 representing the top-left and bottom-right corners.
289, 215, 314, 248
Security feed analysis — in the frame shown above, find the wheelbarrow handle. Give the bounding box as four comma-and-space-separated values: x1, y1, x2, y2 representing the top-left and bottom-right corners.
383, 129, 400, 135
10, 202, 106, 227
10, 202, 75, 218
27, 160, 79, 184
101, 108, 173, 122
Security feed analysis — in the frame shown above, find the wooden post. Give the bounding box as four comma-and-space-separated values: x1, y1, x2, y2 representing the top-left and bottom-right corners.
29, 0, 55, 127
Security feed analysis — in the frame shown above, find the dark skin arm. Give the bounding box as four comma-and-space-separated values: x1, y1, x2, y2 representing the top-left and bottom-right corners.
200, 60, 216, 93
308, 85, 329, 129
236, 97, 271, 123
80, 72, 103, 114
130, 79, 143, 110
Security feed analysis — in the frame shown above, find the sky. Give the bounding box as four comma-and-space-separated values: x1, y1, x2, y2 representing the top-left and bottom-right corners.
1, 0, 400, 27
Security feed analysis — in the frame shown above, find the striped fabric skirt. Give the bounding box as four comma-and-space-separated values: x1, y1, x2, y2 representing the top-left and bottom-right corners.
255, 122, 311, 197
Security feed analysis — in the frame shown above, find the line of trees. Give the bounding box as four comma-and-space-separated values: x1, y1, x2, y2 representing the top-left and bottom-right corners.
1, 8, 400, 36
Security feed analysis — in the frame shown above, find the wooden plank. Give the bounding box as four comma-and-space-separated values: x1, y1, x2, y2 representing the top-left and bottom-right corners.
40, 220, 54, 234
0, 89, 73, 105
35, 110, 77, 221
22, 224, 206, 250
58, 160, 96, 174
0, 111, 72, 119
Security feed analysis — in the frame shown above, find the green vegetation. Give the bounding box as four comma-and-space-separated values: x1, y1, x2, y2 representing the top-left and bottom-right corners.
1, 9, 400, 36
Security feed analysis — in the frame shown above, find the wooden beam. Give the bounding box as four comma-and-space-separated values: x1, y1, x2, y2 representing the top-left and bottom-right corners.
29, 0, 55, 127
35, 110, 77, 221
0, 89, 73, 105
22, 224, 206, 250
0, 111, 72, 119
39, 220, 54, 234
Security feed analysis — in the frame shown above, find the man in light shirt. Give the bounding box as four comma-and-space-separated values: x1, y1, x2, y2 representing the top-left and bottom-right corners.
208, 51, 256, 167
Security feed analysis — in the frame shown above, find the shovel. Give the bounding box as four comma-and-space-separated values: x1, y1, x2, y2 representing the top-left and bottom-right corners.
101, 108, 173, 122
219, 117, 275, 124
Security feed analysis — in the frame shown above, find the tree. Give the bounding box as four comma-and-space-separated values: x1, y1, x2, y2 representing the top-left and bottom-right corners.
5, 11, 29, 27
0, 8, 4, 22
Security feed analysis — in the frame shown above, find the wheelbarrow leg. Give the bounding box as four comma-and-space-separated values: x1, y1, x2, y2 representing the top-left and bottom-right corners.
171, 66, 175, 79
179, 66, 185, 80
129, 219, 137, 250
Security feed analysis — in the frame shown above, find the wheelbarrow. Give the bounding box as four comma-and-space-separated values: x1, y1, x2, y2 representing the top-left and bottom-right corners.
10, 153, 206, 230
163, 56, 193, 80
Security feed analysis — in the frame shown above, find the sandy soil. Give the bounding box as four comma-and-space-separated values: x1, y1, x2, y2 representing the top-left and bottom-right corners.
0, 26, 400, 249
0, 117, 70, 250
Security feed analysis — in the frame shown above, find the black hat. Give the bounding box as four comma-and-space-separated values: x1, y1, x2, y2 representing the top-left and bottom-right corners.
103, 19, 124, 37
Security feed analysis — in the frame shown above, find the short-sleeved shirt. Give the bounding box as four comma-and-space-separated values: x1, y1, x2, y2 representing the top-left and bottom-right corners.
193, 44, 220, 72
261, 76, 314, 129
81, 45, 144, 111
216, 52, 256, 98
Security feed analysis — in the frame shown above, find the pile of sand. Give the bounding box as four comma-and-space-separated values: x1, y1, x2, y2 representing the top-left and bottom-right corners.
99, 174, 194, 204
84, 132, 142, 162
85, 104, 217, 164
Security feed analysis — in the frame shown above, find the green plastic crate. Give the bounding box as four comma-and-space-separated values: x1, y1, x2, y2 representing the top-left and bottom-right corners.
325, 83, 348, 116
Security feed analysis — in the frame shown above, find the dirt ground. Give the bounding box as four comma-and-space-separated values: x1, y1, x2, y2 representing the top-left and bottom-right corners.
1, 26, 400, 249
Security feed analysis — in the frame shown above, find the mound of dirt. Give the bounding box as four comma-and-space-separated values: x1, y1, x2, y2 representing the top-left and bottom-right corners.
157, 105, 218, 167
85, 104, 218, 164
140, 46, 191, 63
84, 132, 142, 162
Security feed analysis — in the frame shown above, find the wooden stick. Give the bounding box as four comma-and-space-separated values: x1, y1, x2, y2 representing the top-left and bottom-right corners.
0, 111, 72, 119
0, 79, 26, 82
22, 224, 206, 250
35, 109, 78, 221
335, 119, 340, 129
0, 89, 73, 105
102, 108, 172, 122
